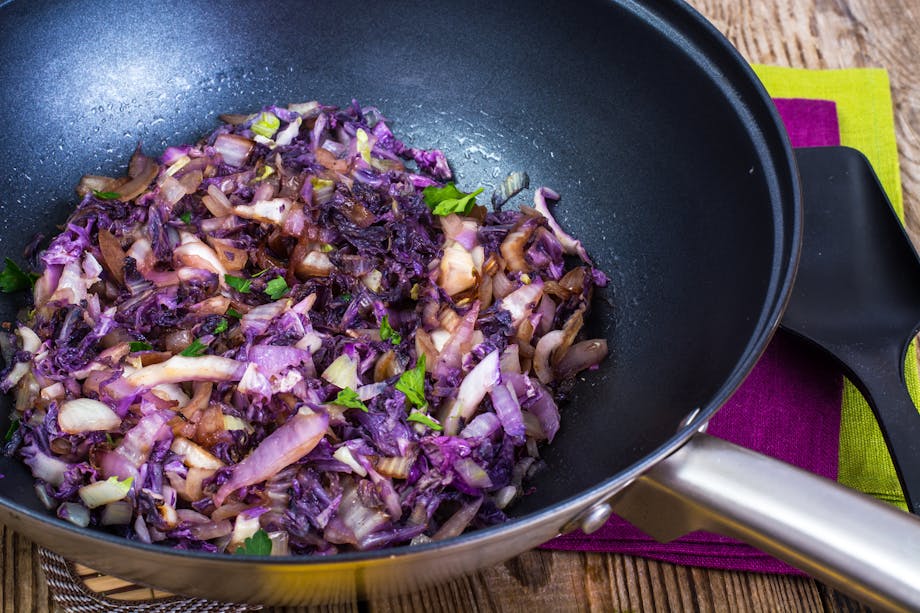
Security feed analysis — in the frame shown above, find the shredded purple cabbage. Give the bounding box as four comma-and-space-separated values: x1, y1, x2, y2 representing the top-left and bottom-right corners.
1, 99, 608, 555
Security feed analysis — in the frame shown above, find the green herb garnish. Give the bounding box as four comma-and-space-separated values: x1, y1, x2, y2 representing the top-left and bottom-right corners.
333, 387, 368, 412
407, 411, 443, 431
129, 341, 153, 352
213, 317, 229, 334
179, 211, 192, 224
264, 276, 289, 300
234, 528, 272, 555
0, 258, 39, 293
226, 307, 243, 319
340, 293, 352, 302
395, 355, 427, 409
252, 268, 271, 278
379, 315, 401, 345
180, 339, 208, 357
422, 183, 484, 216
92, 190, 121, 200
3, 417, 19, 443
225, 275, 252, 293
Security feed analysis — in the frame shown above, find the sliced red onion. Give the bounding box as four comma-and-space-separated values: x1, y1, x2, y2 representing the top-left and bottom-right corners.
57, 502, 90, 528
453, 458, 493, 489
101, 500, 134, 526
97, 450, 141, 483
531, 187, 591, 263
432, 497, 483, 541
190, 520, 234, 541
533, 330, 565, 385
460, 412, 501, 439
499, 278, 544, 328
442, 349, 500, 435
115, 410, 172, 467
556, 339, 608, 379
489, 381, 525, 439
241, 300, 288, 337
535, 295, 557, 336
433, 301, 480, 381
113, 150, 158, 201
171, 437, 224, 469
324, 482, 389, 547
125, 355, 245, 388
524, 382, 560, 442
214, 133, 254, 168
213, 408, 329, 506
237, 362, 273, 398
201, 183, 234, 217
440, 215, 480, 251
234, 197, 290, 225
23, 448, 68, 487
438, 242, 478, 296
174, 235, 228, 279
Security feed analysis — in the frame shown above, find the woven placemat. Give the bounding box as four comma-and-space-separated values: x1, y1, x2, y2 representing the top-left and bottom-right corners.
39, 549, 262, 613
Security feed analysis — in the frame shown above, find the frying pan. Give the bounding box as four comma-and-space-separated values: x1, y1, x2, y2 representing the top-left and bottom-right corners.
0, 0, 919, 610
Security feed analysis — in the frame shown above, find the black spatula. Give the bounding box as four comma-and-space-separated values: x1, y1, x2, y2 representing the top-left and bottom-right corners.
783, 146, 920, 514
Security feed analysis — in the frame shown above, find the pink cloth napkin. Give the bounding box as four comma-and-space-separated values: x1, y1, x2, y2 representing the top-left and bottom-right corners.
543, 98, 844, 574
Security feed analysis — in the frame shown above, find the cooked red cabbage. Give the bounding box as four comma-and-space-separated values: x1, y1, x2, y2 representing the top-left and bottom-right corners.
0, 99, 608, 555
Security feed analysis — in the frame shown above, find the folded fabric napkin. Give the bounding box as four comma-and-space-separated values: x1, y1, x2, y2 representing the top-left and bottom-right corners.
544, 66, 915, 573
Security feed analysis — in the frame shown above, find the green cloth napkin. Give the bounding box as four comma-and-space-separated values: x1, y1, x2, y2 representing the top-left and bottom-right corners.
754, 65, 917, 509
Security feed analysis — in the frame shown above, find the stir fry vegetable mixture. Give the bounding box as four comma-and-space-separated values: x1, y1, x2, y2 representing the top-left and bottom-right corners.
0, 100, 607, 554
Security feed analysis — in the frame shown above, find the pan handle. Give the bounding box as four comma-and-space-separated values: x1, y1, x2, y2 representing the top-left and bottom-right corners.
610, 432, 920, 612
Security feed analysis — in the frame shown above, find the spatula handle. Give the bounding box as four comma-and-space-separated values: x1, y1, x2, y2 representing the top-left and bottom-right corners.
851, 357, 920, 515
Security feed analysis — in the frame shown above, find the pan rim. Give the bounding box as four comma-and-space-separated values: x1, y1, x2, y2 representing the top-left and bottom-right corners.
0, 0, 802, 574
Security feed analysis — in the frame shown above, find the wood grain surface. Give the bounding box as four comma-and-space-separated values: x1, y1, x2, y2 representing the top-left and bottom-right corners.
2, 0, 919, 611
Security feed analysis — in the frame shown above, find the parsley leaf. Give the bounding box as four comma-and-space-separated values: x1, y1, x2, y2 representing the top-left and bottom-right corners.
264, 276, 289, 300
226, 307, 243, 319
92, 190, 121, 200
333, 387, 368, 412
179, 211, 192, 224
379, 315, 401, 345
180, 339, 208, 357
0, 258, 39, 293
340, 293, 352, 302
129, 341, 153, 352
224, 275, 252, 293
407, 411, 443, 431
422, 183, 484, 216
4, 417, 20, 443
233, 528, 273, 555
395, 355, 427, 409
213, 317, 228, 334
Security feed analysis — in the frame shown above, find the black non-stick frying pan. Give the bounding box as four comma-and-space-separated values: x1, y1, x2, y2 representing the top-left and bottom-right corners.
1, 0, 919, 610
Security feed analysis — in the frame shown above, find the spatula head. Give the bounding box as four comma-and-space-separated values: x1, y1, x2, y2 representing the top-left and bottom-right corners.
783, 147, 920, 363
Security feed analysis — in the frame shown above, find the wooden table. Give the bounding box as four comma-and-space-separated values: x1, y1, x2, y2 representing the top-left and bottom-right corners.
3, 1, 919, 611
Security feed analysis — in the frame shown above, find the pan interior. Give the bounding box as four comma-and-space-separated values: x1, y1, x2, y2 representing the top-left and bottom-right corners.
0, 1, 795, 531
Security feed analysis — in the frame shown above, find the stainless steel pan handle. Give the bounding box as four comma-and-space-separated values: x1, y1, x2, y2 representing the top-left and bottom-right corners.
611, 433, 920, 613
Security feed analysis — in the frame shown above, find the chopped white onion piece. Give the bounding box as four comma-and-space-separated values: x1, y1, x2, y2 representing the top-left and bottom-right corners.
79, 476, 133, 509
171, 437, 225, 469
229, 511, 262, 552
321, 353, 359, 390
333, 445, 368, 477
101, 500, 134, 525
58, 398, 121, 434
125, 355, 244, 388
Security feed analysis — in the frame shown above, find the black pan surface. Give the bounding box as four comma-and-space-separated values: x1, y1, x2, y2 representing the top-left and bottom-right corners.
0, 0, 798, 573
